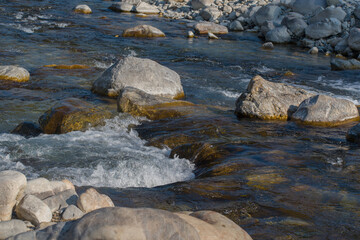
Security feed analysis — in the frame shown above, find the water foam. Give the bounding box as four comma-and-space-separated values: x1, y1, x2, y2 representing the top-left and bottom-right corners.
0, 115, 195, 188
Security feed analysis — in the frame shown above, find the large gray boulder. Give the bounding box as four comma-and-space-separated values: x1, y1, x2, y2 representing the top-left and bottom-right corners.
0, 220, 28, 239
0, 66, 30, 82
15, 195, 52, 226
309, 6, 346, 23
252, 5, 282, 26
281, 13, 307, 37
92, 56, 184, 99
291, 0, 327, 15
305, 18, 342, 39
330, 58, 360, 70
265, 26, 292, 43
0, 170, 27, 221
291, 95, 359, 125
235, 75, 314, 120
348, 28, 360, 51
191, 0, 214, 10
347, 123, 360, 143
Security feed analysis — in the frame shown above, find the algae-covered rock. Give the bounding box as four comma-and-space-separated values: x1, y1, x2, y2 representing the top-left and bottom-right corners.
0, 65, 30, 82
122, 25, 165, 38
38, 98, 112, 134
117, 87, 194, 120
235, 75, 314, 120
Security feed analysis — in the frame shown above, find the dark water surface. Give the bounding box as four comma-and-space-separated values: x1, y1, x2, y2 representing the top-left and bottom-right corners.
1, 0, 360, 239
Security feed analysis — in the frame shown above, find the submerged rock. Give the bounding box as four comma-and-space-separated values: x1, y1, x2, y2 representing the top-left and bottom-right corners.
0, 220, 28, 240
73, 5, 92, 14
346, 123, 360, 143
0, 65, 30, 82
235, 75, 313, 120
122, 24, 165, 38
15, 195, 52, 226
92, 56, 184, 98
77, 188, 114, 213
38, 98, 112, 134
11, 122, 43, 138
0, 171, 27, 221
118, 87, 194, 120
194, 22, 228, 34
291, 95, 359, 125
330, 58, 360, 70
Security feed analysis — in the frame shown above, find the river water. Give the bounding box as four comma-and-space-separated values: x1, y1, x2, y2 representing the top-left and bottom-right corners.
1, 0, 360, 239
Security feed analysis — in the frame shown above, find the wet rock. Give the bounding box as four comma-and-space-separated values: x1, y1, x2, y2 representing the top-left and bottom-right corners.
109, 2, 134, 12
208, 32, 218, 39
252, 5, 282, 26
281, 14, 307, 37
38, 98, 112, 134
77, 188, 114, 213
73, 5, 92, 14
63, 207, 201, 239
0, 170, 27, 221
346, 123, 360, 143
122, 24, 165, 38
305, 18, 342, 40
348, 28, 360, 51
11, 122, 43, 138
194, 22, 228, 34
309, 46, 319, 54
117, 87, 194, 120
200, 6, 221, 21
188, 31, 194, 38
43, 189, 78, 213
0, 220, 28, 240
246, 168, 287, 190
229, 21, 244, 31
235, 75, 314, 120
266, 26, 292, 44
291, 95, 359, 125
262, 42, 274, 49
0, 65, 30, 82
291, 0, 327, 15
330, 58, 360, 70
62, 205, 84, 221
92, 56, 184, 99
191, 0, 214, 10
135, 2, 159, 14
15, 195, 52, 226
309, 6, 346, 23
24, 178, 54, 200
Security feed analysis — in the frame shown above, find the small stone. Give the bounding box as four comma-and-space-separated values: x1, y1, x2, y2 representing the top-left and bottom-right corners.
262, 42, 274, 50
187, 31, 194, 38
62, 205, 84, 221
0, 220, 28, 240
15, 195, 52, 226
208, 32, 218, 39
309, 46, 319, 54
77, 188, 114, 213
73, 5, 92, 14
0, 65, 30, 82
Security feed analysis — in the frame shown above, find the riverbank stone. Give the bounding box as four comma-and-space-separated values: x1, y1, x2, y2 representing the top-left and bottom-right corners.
118, 87, 194, 120
43, 189, 78, 213
330, 58, 360, 70
309, 6, 346, 23
62, 205, 84, 221
253, 5, 282, 26
92, 56, 184, 99
235, 75, 313, 120
348, 28, 360, 51
0, 220, 28, 239
346, 123, 360, 143
11, 122, 43, 138
109, 2, 134, 12
38, 98, 112, 134
191, 0, 214, 10
77, 188, 114, 213
291, 95, 359, 125
73, 5, 92, 14
0, 66, 30, 82
281, 14, 307, 37
15, 195, 52, 226
0, 171, 27, 221
194, 22, 228, 34
122, 24, 165, 38
305, 18, 342, 39
265, 26, 292, 43
24, 178, 54, 200
135, 2, 159, 14
291, 0, 327, 15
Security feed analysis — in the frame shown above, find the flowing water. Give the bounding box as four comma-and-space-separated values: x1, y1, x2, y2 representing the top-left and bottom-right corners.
1, 0, 360, 239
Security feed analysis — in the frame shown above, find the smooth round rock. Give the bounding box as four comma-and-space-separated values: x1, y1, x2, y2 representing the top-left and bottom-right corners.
0, 66, 30, 82
73, 5, 92, 14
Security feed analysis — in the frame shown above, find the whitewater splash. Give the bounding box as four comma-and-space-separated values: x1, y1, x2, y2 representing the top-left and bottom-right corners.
0, 114, 195, 188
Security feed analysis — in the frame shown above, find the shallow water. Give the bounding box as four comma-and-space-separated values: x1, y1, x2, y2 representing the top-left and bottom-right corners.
1, 0, 360, 239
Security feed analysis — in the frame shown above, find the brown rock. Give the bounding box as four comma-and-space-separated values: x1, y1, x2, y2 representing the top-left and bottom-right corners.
122, 25, 165, 38
77, 188, 114, 213
194, 22, 228, 34
0, 66, 30, 82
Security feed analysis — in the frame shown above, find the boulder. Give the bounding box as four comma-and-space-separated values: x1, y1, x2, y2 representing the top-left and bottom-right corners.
305, 18, 342, 39
92, 56, 184, 99
0, 220, 28, 240
11, 122, 43, 138
309, 6, 346, 23
62, 179, 75, 191
330, 58, 360, 70
346, 123, 360, 143
15, 195, 52, 226
191, 0, 214, 10
43, 189, 78, 213
200, 7, 221, 21
118, 87, 194, 120
354, 5, 360, 20
194, 22, 228, 34
122, 25, 165, 38
135, 2, 159, 14
24, 178, 54, 200
38, 98, 112, 134
229, 21, 244, 31
49, 181, 69, 195
265, 26, 292, 43
235, 75, 314, 120
0, 170, 27, 221
62, 205, 84, 221
291, 0, 327, 15
73, 5, 92, 14
0, 66, 30, 82
77, 188, 114, 213
109, 2, 134, 12
252, 5, 282, 26
281, 14, 307, 37
291, 95, 359, 125
348, 28, 360, 51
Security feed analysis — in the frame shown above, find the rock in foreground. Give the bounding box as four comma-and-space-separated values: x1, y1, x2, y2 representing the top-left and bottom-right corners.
92, 56, 184, 98
38, 98, 112, 134
235, 75, 313, 120
0, 220, 28, 239
122, 24, 165, 38
291, 95, 359, 125
346, 123, 360, 143
118, 87, 194, 120
15, 195, 52, 226
0, 65, 30, 82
